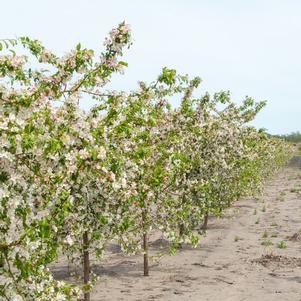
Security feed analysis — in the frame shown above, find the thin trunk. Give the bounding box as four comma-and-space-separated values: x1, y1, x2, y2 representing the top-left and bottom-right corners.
201, 212, 209, 230
0, 254, 4, 268
83, 231, 90, 301
67, 254, 71, 276
178, 223, 184, 249
143, 232, 149, 276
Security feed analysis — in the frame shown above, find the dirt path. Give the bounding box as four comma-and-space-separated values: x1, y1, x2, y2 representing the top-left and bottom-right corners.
54, 157, 301, 300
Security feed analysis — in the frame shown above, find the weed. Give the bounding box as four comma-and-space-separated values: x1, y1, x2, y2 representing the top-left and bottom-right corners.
277, 241, 287, 249
234, 236, 243, 242
261, 239, 273, 246
262, 230, 268, 238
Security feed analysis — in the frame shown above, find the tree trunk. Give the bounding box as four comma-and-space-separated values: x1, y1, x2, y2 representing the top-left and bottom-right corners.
83, 231, 90, 301
0, 253, 4, 268
67, 254, 71, 276
143, 232, 149, 276
201, 212, 209, 230
177, 223, 184, 249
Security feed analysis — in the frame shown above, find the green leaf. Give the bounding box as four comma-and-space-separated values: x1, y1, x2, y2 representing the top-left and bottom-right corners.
118, 61, 128, 67
9, 49, 16, 56
39, 219, 51, 239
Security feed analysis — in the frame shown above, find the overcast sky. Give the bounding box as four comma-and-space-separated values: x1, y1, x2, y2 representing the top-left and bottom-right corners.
1, 0, 300, 134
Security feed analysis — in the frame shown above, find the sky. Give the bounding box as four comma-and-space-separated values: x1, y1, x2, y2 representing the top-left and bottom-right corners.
1, 0, 300, 134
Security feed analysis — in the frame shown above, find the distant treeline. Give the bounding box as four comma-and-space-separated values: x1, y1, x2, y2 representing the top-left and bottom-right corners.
275, 131, 301, 143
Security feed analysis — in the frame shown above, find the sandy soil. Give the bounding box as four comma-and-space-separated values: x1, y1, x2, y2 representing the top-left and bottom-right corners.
53, 156, 301, 301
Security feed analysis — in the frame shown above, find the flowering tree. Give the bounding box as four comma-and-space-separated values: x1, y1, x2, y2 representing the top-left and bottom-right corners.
0, 22, 292, 301
104, 69, 203, 276
164, 90, 291, 232
0, 22, 132, 301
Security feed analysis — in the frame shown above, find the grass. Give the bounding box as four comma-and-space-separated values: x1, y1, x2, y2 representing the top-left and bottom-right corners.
261, 239, 273, 247
253, 209, 257, 215
234, 236, 243, 242
262, 205, 266, 212
290, 188, 300, 193
275, 191, 285, 202
277, 241, 287, 249
255, 218, 260, 224
262, 230, 268, 238
271, 232, 278, 238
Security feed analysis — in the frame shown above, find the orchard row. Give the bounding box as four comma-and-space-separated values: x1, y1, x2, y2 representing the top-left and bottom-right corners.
0, 23, 291, 301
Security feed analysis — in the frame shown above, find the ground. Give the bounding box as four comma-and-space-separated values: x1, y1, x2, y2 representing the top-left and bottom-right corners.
53, 156, 301, 301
